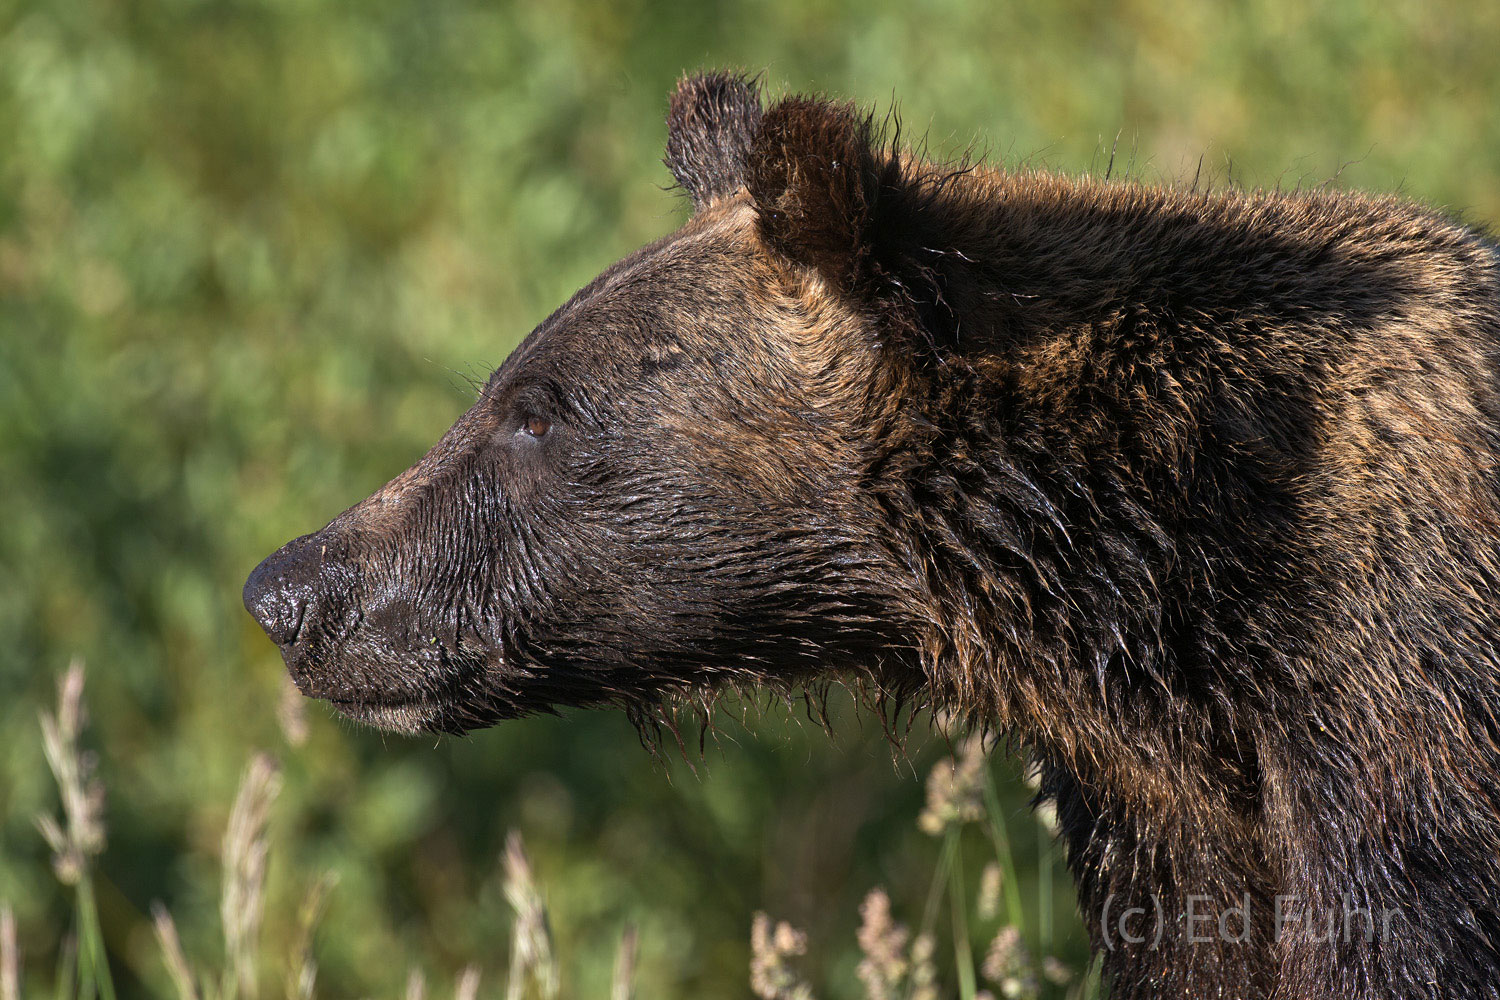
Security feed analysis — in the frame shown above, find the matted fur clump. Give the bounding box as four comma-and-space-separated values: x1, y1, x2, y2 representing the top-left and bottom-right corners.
246, 72, 1500, 998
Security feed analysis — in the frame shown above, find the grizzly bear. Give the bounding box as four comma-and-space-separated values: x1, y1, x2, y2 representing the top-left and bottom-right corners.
244, 72, 1500, 998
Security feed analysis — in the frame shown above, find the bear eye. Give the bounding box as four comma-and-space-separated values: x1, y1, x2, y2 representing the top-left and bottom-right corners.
522, 414, 552, 438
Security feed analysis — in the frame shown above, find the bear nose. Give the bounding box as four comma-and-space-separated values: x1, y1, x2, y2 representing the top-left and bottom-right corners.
243, 535, 321, 647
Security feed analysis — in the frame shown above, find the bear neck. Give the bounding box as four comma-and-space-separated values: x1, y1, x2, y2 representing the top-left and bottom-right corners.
875, 166, 1500, 995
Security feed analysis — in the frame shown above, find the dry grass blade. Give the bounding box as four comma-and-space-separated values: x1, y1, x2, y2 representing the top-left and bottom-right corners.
976, 864, 1003, 923
980, 926, 1036, 999
907, 933, 937, 1000
221, 753, 282, 1000
36, 659, 106, 885
502, 831, 559, 1000
454, 965, 481, 1000
406, 967, 427, 1000
856, 889, 908, 1000
610, 925, 637, 1000
288, 873, 337, 1000
1, 906, 19, 1000
749, 913, 815, 1000
917, 735, 987, 837
150, 902, 200, 1000
36, 661, 116, 1000
276, 676, 309, 749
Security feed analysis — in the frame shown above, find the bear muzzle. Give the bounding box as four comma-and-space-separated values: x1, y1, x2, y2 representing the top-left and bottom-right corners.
243, 531, 367, 699
243, 533, 322, 648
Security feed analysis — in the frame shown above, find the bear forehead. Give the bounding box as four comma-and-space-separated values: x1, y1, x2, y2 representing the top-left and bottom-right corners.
494, 203, 804, 389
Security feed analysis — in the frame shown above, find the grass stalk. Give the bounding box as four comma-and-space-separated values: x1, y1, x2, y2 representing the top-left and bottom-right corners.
915, 831, 957, 952
74, 878, 115, 1000
1038, 822, 1054, 955
979, 765, 1027, 935
53, 931, 75, 1000
903, 832, 957, 1000
150, 903, 199, 1000
947, 833, 976, 1000
1071, 958, 1104, 1000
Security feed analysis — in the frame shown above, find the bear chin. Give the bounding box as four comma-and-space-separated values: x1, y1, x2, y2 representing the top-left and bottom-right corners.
326, 695, 457, 736
325, 683, 531, 736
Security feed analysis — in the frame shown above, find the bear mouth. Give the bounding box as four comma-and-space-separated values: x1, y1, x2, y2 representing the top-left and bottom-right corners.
326, 694, 450, 735
287, 637, 502, 736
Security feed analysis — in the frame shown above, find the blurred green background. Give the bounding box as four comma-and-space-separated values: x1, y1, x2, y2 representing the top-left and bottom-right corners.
3, 0, 1499, 996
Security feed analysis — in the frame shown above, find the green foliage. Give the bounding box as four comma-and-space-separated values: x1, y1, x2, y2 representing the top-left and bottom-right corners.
2, 0, 1498, 996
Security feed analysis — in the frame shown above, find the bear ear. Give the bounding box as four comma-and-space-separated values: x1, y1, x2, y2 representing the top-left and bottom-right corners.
746, 96, 905, 293
665, 71, 764, 209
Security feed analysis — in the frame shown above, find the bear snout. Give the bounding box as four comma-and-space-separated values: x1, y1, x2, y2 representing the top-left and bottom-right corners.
247, 529, 449, 707
244, 532, 365, 696
243, 534, 323, 648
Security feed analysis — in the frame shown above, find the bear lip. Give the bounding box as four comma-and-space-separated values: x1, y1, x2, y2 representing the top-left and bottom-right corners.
326, 695, 446, 735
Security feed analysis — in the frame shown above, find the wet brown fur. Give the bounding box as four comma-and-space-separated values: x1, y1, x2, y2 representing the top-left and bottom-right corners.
671, 73, 1500, 999
248, 72, 1500, 998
